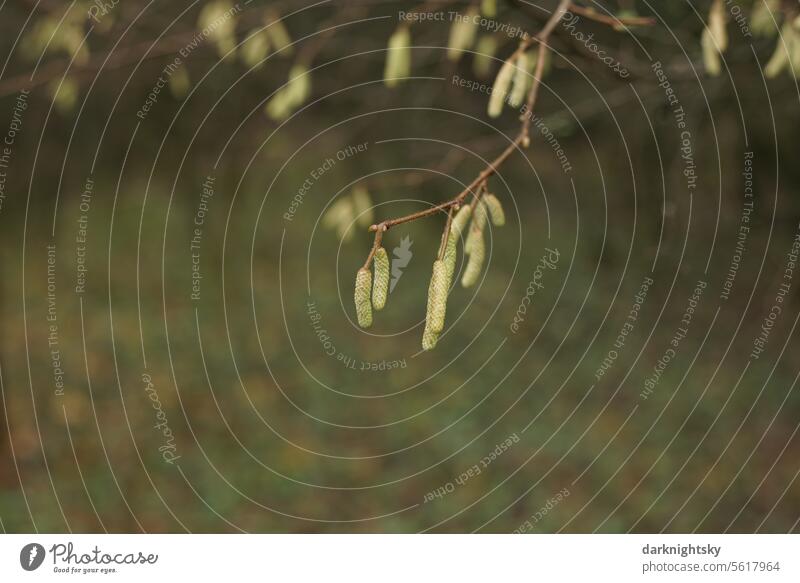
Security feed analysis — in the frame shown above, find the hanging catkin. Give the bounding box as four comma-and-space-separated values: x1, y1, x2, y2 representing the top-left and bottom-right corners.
465, 203, 487, 254
488, 59, 515, 118
473, 35, 498, 78
708, 0, 728, 52
452, 205, 473, 237
481, 0, 497, 18
265, 14, 293, 54
355, 268, 373, 328
384, 26, 411, 87
422, 324, 440, 351
443, 228, 458, 287
372, 247, 390, 310
426, 260, 448, 334
483, 194, 506, 226
765, 22, 794, 78
461, 231, 485, 287
507, 53, 529, 108
701, 28, 721, 76
447, 8, 478, 62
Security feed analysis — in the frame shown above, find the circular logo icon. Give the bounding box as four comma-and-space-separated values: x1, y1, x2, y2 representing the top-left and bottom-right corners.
20, 543, 45, 571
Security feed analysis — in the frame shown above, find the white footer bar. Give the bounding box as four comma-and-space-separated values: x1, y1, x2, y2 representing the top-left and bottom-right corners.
0, 534, 797, 582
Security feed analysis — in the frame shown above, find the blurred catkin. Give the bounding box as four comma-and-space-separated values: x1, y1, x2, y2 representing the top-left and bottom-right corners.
443, 229, 458, 287
385, 26, 411, 87
488, 59, 515, 117
422, 325, 440, 351
447, 8, 478, 62
452, 205, 473, 237
465, 203, 487, 254
508, 53, 529, 107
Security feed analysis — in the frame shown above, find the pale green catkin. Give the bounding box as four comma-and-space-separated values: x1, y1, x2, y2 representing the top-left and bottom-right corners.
422, 324, 440, 351
751, 0, 779, 38
473, 35, 498, 78
765, 22, 795, 78
426, 260, 448, 334
701, 28, 721, 76
443, 228, 458, 287
461, 231, 485, 287
507, 53, 528, 108
265, 16, 293, 54
355, 268, 373, 328
352, 186, 374, 227
373, 248, 390, 310
488, 59, 515, 118
465, 203, 487, 254
265, 64, 311, 120
287, 64, 311, 105
241, 31, 271, 68
702, 0, 727, 77
447, 8, 478, 62
384, 26, 411, 87
483, 194, 506, 226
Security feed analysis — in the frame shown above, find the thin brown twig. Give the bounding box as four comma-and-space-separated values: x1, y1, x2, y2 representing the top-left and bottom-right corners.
567, 4, 656, 28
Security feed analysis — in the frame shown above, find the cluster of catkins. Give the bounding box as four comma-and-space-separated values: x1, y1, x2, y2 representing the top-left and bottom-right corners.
354, 193, 505, 350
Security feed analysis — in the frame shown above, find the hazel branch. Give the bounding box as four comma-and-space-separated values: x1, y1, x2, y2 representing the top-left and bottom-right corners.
366, 0, 571, 249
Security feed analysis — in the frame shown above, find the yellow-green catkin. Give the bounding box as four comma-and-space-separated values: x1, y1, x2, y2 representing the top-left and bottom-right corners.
352, 186, 373, 227
373, 248, 390, 310
385, 26, 411, 87
286, 64, 311, 105
447, 8, 478, 62
488, 58, 515, 118
355, 268, 373, 328
613, 9, 639, 32
426, 260, 448, 334
465, 203, 487, 253
702, 0, 727, 76
473, 35, 498, 78
461, 231, 485, 287
452, 205, 473, 237
265, 16, 293, 54
422, 325, 440, 351
701, 28, 721, 76
266, 64, 311, 120
765, 21, 794, 78
483, 194, 506, 226
751, 0, 780, 38
241, 31, 270, 68
168, 66, 190, 99
507, 53, 529, 108
708, 0, 728, 52
50, 78, 78, 114
443, 228, 458, 287
481, 0, 497, 18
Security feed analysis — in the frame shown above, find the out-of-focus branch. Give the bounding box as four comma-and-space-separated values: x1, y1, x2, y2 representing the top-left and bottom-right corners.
364, 0, 573, 242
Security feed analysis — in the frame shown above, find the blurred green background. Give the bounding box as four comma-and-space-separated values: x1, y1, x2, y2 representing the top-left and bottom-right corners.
0, 0, 799, 533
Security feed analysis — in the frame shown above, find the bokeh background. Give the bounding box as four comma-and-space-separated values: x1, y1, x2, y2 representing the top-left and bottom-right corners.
0, 0, 799, 533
